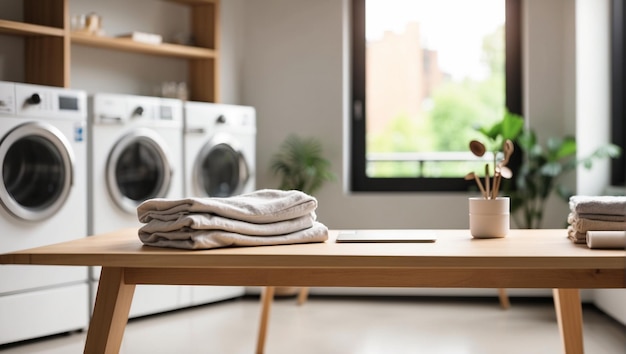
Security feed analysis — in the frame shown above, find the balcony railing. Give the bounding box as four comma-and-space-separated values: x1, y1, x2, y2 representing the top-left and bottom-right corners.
366, 151, 501, 178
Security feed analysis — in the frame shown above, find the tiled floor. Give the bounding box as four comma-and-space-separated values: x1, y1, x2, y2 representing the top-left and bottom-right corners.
0, 295, 624, 354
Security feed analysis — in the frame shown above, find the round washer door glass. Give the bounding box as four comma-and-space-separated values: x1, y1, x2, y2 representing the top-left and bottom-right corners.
0, 122, 74, 221
196, 139, 249, 197
107, 129, 172, 213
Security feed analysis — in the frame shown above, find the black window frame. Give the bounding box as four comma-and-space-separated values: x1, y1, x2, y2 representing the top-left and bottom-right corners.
350, 0, 523, 192
611, 0, 625, 186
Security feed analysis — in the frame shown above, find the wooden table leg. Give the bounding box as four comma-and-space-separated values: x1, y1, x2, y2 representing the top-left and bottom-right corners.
84, 267, 136, 354
498, 288, 510, 309
256, 286, 275, 354
297, 287, 310, 306
553, 289, 584, 354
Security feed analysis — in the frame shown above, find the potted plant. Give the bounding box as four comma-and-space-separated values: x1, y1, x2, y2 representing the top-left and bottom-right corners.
475, 111, 622, 229
271, 134, 336, 195
270, 134, 335, 297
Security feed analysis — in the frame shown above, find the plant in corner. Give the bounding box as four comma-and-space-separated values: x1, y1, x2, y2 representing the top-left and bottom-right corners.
271, 134, 336, 195
475, 111, 622, 229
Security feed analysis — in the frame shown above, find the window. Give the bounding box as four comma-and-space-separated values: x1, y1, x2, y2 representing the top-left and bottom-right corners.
350, 0, 522, 192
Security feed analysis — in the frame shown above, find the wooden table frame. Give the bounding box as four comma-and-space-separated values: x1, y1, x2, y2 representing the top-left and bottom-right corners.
1, 228, 623, 354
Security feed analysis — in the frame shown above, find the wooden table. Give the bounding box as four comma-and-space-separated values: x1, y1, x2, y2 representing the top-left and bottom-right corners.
0, 228, 624, 354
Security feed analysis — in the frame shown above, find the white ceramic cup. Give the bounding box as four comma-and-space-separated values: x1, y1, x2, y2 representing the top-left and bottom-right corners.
469, 197, 510, 238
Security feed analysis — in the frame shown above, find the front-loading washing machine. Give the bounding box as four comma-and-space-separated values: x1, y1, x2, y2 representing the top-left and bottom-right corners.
88, 93, 193, 318
183, 101, 256, 304
0, 81, 89, 345
184, 101, 256, 198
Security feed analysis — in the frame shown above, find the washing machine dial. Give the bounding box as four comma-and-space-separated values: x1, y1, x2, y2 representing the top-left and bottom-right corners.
216, 114, 226, 124
26, 93, 41, 105
132, 106, 144, 118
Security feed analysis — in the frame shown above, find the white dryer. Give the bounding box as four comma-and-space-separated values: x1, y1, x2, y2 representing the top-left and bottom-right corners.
183, 102, 256, 304
88, 93, 191, 318
184, 102, 256, 198
0, 81, 89, 345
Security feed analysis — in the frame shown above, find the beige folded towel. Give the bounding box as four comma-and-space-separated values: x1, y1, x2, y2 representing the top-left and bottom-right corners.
567, 213, 626, 233
139, 221, 329, 250
140, 212, 316, 236
567, 226, 586, 244
137, 189, 317, 224
569, 196, 626, 216
586, 230, 626, 249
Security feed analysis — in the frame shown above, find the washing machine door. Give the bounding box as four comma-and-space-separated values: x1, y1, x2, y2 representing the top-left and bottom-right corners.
107, 128, 172, 213
193, 133, 250, 197
0, 122, 74, 221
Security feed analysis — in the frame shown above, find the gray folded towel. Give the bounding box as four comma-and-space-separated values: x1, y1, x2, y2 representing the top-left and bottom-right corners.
140, 212, 316, 236
137, 189, 317, 224
574, 213, 625, 222
139, 221, 329, 250
569, 196, 626, 216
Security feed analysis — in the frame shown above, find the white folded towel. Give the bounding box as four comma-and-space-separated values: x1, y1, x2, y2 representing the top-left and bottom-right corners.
569, 196, 626, 216
139, 221, 329, 250
586, 230, 626, 249
137, 189, 317, 224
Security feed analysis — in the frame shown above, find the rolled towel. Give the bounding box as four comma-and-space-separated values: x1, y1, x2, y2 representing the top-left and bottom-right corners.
139, 221, 329, 250
137, 189, 317, 224
567, 213, 626, 233
586, 230, 626, 249
139, 212, 316, 236
569, 196, 626, 216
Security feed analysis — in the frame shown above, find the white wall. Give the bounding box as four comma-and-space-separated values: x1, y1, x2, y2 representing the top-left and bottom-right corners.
575, 0, 612, 195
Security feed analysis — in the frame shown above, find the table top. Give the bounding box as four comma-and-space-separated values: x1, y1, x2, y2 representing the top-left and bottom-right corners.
1, 228, 624, 270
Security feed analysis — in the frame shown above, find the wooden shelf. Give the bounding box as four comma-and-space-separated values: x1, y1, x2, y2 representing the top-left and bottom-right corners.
0, 19, 64, 37
3, 0, 219, 102
71, 32, 216, 59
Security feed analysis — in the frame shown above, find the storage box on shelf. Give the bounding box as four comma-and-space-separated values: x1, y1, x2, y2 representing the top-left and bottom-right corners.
0, 0, 219, 102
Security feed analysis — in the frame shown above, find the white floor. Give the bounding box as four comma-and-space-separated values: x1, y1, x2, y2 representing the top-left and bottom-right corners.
0, 295, 624, 354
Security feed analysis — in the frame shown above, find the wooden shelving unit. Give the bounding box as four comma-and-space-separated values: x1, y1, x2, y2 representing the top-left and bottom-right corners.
70, 32, 217, 59
0, 0, 219, 102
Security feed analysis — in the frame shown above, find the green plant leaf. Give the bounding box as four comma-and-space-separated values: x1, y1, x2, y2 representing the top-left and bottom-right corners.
540, 162, 562, 177
517, 130, 536, 152
554, 137, 576, 160
500, 111, 524, 141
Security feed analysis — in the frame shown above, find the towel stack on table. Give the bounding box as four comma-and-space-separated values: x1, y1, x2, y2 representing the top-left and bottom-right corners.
567, 195, 626, 249
136, 189, 328, 250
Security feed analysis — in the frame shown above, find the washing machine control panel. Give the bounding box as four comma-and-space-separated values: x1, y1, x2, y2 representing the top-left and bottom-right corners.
92, 93, 182, 126
0, 82, 87, 120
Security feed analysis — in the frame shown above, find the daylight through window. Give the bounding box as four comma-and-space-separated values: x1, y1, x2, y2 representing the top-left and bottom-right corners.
351, 0, 522, 192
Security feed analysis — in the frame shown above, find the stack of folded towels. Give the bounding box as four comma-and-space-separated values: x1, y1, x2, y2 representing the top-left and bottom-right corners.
136, 189, 328, 249
567, 195, 626, 249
